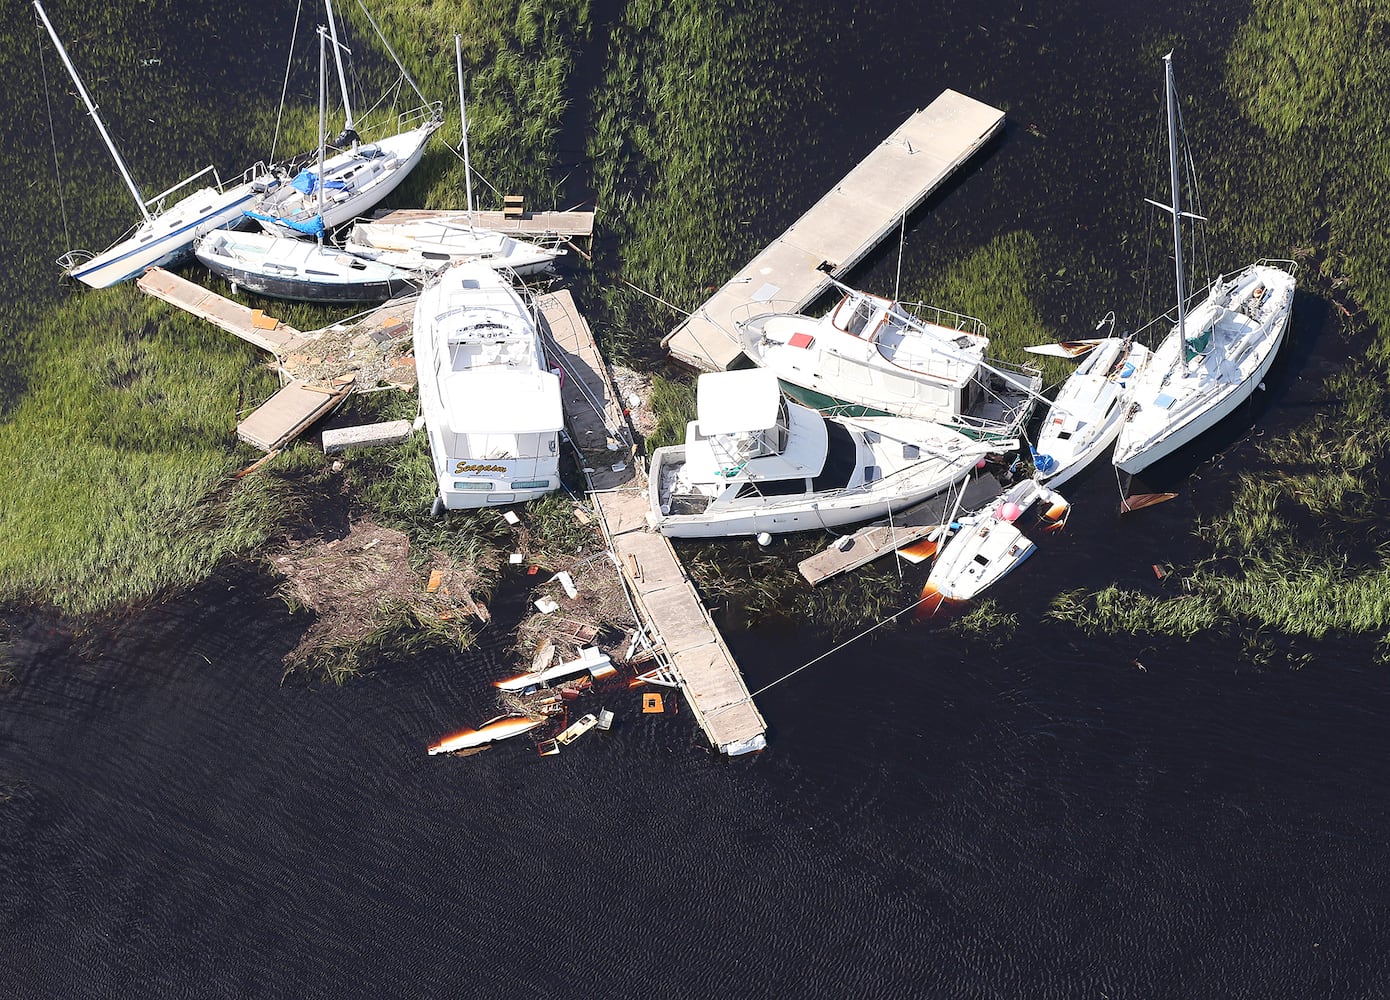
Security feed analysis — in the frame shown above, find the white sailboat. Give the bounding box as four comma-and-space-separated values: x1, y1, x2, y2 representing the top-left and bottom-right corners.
1032, 319, 1151, 486
738, 281, 1042, 441
33, 1, 269, 289
1112, 53, 1297, 476
342, 35, 566, 277
646, 368, 1007, 539
413, 261, 563, 511
246, 0, 442, 240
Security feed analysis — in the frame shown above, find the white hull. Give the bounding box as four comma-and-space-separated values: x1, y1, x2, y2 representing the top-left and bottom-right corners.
250, 120, 441, 238
68, 180, 260, 289
196, 229, 421, 303
345, 220, 565, 276
413, 261, 563, 510
1034, 338, 1150, 487
1113, 263, 1295, 475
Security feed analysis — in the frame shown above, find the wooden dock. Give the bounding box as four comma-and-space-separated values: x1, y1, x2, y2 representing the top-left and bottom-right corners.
541, 291, 767, 754
663, 90, 1005, 372
137, 267, 304, 354
237, 376, 355, 452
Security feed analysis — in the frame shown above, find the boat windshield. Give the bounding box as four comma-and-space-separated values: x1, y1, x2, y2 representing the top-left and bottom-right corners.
830, 295, 876, 336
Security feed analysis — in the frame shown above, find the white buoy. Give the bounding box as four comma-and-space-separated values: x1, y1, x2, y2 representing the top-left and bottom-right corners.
756, 532, 772, 547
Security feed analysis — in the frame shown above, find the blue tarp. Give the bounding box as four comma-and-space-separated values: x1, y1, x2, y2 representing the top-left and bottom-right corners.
291, 170, 318, 195
241, 209, 326, 239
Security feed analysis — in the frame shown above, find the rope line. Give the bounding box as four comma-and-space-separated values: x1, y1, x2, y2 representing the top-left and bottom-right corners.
37, 30, 71, 253
750, 596, 923, 698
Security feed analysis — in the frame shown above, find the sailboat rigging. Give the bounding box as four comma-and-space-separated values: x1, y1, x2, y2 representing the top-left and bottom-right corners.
33, 0, 269, 288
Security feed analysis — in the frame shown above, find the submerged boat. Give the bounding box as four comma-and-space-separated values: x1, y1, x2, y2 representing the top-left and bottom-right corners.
738, 282, 1042, 441
245, 0, 441, 239
647, 369, 1006, 539
1111, 54, 1296, 476
427, 714, 545, 754
195, 229, 420, 303
918, 478, 1069, 617
33, 1, 269, 288
1033, 331, 1151, 486
413, 261, 563, 510
344, 219, 565, 276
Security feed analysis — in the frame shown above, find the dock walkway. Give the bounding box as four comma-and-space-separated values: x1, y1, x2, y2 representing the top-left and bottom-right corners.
663, 90, 1005, 372
540, 292, 767, 754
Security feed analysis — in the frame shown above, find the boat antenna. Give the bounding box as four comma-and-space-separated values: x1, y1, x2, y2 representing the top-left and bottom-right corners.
31, 1, 152, 224
455, 33, 475, 226
323, 0, 354, 135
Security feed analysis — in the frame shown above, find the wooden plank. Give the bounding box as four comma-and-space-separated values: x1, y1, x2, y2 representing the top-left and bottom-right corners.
237, 378, 352, 452
664, 90, 1005, 371
138, 267, 303, 353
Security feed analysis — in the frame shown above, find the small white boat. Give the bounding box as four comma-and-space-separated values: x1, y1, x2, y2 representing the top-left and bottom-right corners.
918, 478, 1068, 616
647, 369, 1007, 539
427, 713, 545, 754
738, 281, 1042, 441
245, 0, 442, 239
413, 261, 563, 510
344, 219, 565, 276
1033, 334, 1151, 486
196, 229, 421, 303
33, 1, 269, 288
555, 713, 599, 745
494, 647, 614, 693
1111, 54, 1296, 477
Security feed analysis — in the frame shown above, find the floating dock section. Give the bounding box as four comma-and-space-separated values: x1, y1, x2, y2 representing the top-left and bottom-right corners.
663, 90, 1005, 372
137, 267, 304, 354
540, 292, 768, 755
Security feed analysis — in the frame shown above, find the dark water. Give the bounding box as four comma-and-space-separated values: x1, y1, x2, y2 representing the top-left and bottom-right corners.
5, 0, 1390, 997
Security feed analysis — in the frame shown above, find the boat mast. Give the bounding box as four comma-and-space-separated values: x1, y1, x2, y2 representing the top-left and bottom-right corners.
32, 0, 152, 224
317, 26, 327, 240
323, 0, 354, 133
1163, 52, 1188, 369
454, 34, 475, 225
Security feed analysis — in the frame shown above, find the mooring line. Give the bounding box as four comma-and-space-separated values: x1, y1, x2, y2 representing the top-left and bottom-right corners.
750, 597, 923, 698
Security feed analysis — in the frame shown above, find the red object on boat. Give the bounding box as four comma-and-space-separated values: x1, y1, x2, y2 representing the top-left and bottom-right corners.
788, 331, 815, 349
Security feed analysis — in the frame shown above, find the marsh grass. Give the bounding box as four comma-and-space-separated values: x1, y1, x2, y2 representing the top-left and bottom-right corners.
646, 374, 696, 453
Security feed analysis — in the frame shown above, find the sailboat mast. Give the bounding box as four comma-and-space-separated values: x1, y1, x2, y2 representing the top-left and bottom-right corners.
324, 0, 354, 132
1163, 52, 1188, 363
454, 34, 475, 223
32, 0, 152, 224
317, 26, 327, 236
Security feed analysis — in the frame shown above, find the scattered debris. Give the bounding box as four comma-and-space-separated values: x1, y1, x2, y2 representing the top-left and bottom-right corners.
643, 692, 665, 714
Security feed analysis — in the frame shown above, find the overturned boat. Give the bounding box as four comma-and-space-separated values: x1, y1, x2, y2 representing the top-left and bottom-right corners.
427, 714, 545, 754
647, 369, 1006, 539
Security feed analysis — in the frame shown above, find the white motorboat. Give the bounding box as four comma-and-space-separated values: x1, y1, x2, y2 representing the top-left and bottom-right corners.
196, 229, 420, 303
646, 369, 1007, 539
917, 478, 1068, 617
1032, 330, 1151, 486
1112, 54, 1297, 477
738, 281, 1043, 441
413, 261, 563, 510
343, 219, 565, 276
246, 0, 442, 239
33, 1, 269, 289
427, 714, 545, 754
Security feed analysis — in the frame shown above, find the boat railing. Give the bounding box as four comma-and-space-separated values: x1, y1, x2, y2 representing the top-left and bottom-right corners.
398, 101, 445, 130
1256, 257, 1299, 276
898, 300, 988, 339
141, 164, 221, 212
729, 298, 807, 329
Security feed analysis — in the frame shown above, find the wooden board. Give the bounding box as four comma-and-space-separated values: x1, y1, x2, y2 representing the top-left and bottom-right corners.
237, 378, 352, 452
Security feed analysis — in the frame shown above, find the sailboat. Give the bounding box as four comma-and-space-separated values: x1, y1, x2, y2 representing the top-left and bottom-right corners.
196, 28, 421, 303
245, 0, 442, 240
33, 1, 269, 289
738, 281, 1042, 442
342, 35, 566, 277
1111, 53, 1297, 476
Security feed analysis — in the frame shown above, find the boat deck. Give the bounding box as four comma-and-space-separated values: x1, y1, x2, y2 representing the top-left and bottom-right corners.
371, 208, 595, 240
663, 90, 1005, 372
539, 292, 768, 754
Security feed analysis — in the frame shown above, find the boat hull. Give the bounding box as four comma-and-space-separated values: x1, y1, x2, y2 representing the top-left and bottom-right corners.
200, 257, 418, 304
1034, 339, 1149, 487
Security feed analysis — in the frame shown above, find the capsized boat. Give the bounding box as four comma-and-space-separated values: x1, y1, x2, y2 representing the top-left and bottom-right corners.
647, 369, 1009, 539
1033, 332, 1151, 487
738, 281, 1042, 441
413, 261, 563, 510
344, 219, 565, 276
427, 714, 545, 754
195, 229, 421, 303
1111, 54, 1296, 477
917, 478, 1068, 617
245, 0, 442, 239
33, 1, 270, 288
